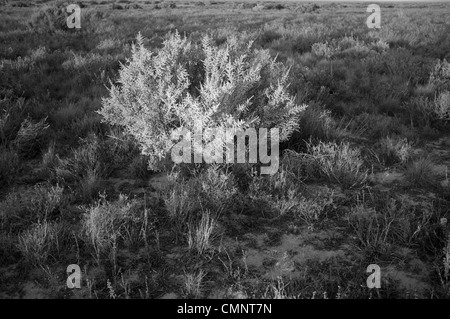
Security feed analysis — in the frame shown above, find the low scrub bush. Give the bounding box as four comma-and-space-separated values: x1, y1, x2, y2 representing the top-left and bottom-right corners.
161, 166, 236, 234
57, 132, 136, 184
295, 103, 346, 143
429, 59, 450, 92
82, 194, 143, 262
17, 221, 61, 267
0, 147, 20, 187
187, 209, 217, 255
405, 157, 438, 188
28, 1, 107, 33
375, 136, 412, 166
434, 91, 450, 121
27, 2, 69, 33
0, 97, 28, 146
0, 184, 65, 231
99, 32, 307, 170
13, 116, 49, 158
309, 141, 368, 188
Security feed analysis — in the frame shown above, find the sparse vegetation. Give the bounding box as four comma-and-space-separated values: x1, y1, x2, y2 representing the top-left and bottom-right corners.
0, 0, 449, 300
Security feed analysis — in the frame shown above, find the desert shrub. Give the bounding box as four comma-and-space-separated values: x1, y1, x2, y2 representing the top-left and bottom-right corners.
248, 166, 297, 200
311, 41, 335, 59
0, 97, 28, 146
50, 102, 86, 129
59, 132, 134, 179
13, 116, 49, 158
58, 134, 109, 181
82, 194, 142, 260
0, 183, 65, 231
247, 162, 334, 227
405, 157, 438, 188
402, 96, 435, 127
296, 3, 319, 13
40, 142, 59, 177
295, 103, 345, 143
264, 4, 285, 10
28, 1, 106, 33
348, 205, 392, 257
291, 190, 334, 230
280, 149, 321, 182
405, 93, 450, 128
348, 198, 425, 257
0, 147, 20, 187
27, 1, 69, 33
12, 1, 31, 7
183, 270, 205, 298
312, 37, 388, 61
79, 167, 102, 202
0, 47, 49, 72
112, 3, 124, 9
69, 113, 105, 138
404, 60, 450, 127
247, 164, 306, 217
17, 221, 61, 267
309, 141, 368, 188
61, 52, 116, 72
434, 90, 450, 121
375, 136, 412, 166
127, 154, 151, 178
429, 59, 450, 92
99, 32, 307, 170
162, 172, 197, 229
347, 113, 401, 139
187, 209, 217, 255
161, 166, 236, 233
95, 38, 122, 51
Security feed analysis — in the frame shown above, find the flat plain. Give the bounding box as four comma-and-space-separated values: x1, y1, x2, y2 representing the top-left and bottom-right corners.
0, 0, 450, 299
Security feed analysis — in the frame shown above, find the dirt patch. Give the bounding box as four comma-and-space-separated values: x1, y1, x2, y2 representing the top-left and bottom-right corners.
242, 233, 348, 280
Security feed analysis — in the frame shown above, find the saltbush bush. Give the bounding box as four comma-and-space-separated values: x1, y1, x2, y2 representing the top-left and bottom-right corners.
99, 32, 307, 170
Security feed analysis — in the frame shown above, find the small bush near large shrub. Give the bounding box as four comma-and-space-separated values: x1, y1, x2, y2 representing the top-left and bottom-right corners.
405, 157, 438, 188
0, 184, 65, 231
82, 194, 142, 260
375, 136, 412, 166
17, 221, 61, 267
309, 141, 368, 188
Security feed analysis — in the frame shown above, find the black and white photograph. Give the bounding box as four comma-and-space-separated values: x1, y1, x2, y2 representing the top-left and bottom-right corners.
0, 0, 449, 304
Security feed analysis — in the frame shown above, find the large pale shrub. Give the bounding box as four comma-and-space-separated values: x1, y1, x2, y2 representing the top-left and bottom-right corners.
99, 32, 307, 170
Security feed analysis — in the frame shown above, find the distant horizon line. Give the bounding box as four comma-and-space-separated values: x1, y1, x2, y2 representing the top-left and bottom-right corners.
280, 0, 450, 2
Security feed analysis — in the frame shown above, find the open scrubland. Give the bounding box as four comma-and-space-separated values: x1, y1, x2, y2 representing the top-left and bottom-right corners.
0, 0, 450, 298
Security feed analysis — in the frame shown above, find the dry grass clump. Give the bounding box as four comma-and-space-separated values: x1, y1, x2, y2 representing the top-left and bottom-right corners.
17, 221, 62, 267
308, 141, 368, 188
405, 157, 438, 187
82, 194, 143, 263
375, 136, 412, 166
0, 183, 65, 231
